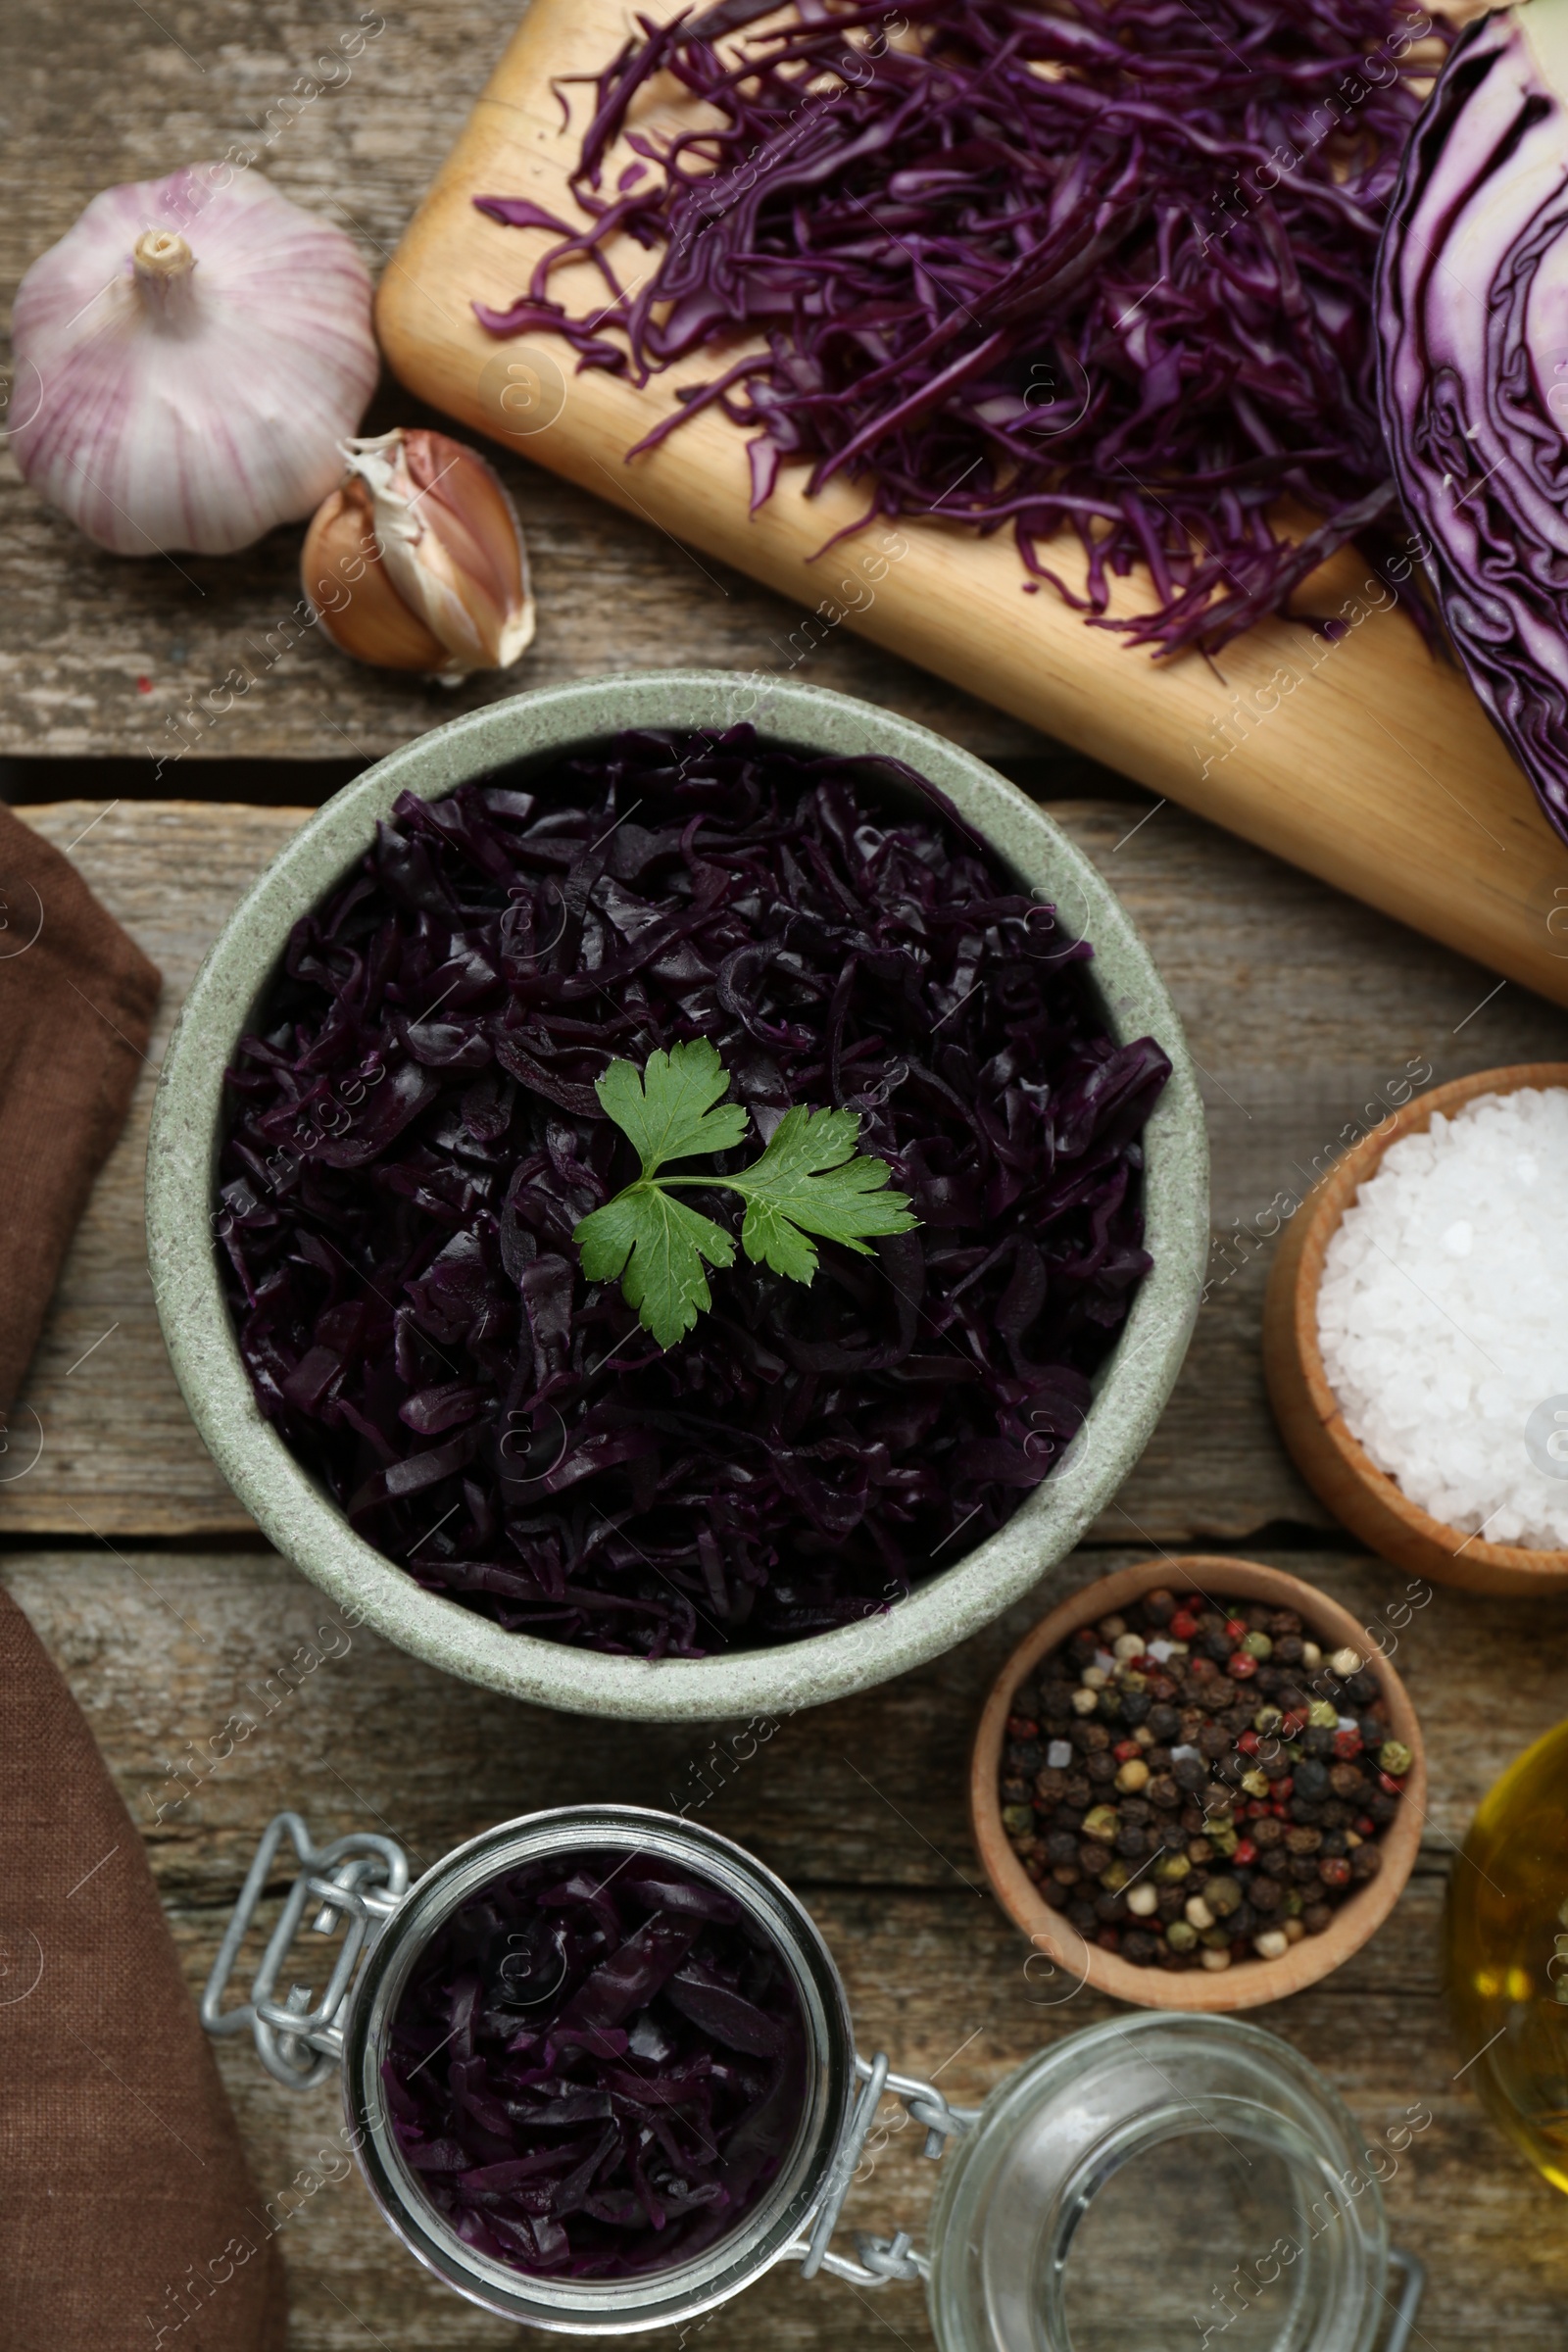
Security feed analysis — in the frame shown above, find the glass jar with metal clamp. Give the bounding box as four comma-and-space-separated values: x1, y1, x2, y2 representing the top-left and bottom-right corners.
203, 1802, 1426, 2350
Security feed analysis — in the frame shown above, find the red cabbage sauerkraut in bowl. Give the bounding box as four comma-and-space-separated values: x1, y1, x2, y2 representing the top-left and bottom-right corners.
216, 726, 1171, 1659
149, 672, 1205, 1717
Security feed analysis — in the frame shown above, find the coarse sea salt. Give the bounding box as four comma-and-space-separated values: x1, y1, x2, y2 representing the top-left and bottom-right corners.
1316, 1087, 1568, 1547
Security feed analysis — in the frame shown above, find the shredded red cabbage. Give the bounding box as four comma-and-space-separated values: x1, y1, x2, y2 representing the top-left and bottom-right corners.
383, 1847, 807, 2277
218, 729, 1168, 1656
475, 0, 1449, 657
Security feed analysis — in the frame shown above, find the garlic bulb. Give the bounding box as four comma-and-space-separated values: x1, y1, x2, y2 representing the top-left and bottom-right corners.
10, 165, 377, 556
302, 428, 535, 679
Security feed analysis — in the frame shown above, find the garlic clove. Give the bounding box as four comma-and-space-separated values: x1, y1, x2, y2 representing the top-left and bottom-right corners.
327, 428, 536, 679
400, 430, 537, 670
302, 481, 451, 673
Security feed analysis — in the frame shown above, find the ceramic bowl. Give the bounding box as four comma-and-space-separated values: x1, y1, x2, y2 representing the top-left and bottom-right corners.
146, 671, 1208, 1720
1263, 1063, 1568, 1596
970, 1556, 1425, 2011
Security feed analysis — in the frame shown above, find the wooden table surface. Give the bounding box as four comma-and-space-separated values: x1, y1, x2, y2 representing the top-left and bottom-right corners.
6, 6, 1568, 2349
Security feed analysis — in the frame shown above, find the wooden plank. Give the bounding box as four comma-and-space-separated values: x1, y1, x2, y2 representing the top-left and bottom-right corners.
8, 1542, 1567, 2349
5, 797, 1567, 1542
376, 0, 1568, 1005
0, 409, 1060, 771
0, 0, 1054, 769
0, 802, 304, 1535
4, 1543, 1561, 1894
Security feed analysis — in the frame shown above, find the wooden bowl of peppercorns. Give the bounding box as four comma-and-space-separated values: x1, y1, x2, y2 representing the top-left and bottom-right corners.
970, 1555, 1425, 2011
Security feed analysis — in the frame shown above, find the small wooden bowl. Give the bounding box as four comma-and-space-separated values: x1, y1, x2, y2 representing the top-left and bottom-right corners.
970, 1556, 1425, 2012
1263, 1062, 1568, 1597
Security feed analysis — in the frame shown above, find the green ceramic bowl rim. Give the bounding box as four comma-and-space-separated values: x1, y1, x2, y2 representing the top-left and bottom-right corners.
146, 670, 1208, 1721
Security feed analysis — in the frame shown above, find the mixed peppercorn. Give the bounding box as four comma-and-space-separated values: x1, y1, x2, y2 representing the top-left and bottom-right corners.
998, 1588, 1411, 1972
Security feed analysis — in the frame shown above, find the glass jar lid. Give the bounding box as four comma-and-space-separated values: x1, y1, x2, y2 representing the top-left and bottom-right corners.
925, 2015, 1390, 2352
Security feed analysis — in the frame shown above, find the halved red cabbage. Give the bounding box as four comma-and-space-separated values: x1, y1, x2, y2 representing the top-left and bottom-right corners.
383, 1847, 807, 2278
1377, 0, 1568, 846
218, 730, 1168, 1656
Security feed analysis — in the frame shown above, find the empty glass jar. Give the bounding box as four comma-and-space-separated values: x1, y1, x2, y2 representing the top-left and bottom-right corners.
925, 2014, 1422, 2352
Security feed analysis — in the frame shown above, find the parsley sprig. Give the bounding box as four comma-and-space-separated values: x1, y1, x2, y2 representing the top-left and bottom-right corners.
573, 1040, 918, 1348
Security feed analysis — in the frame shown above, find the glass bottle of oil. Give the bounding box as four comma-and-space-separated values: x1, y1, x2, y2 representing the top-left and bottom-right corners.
1446, 1716, 1568, 2193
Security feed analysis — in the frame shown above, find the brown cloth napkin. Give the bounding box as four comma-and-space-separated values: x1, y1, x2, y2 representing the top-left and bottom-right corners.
0, 1590, 288, 2351
0, 803, 162, 1414
0, 809, 283, 2346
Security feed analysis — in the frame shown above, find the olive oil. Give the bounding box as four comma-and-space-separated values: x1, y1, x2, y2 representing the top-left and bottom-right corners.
1446, 1717, 1568, 2193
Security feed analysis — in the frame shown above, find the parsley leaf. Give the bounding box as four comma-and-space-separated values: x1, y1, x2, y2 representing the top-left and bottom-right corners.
571, 1041, 918, 1348
592, 1040, 749, 1175
726, 1104, 919, 1284
574, 1185, 736, 1351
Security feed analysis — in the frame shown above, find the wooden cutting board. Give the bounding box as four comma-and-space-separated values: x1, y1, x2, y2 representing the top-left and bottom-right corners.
377, 0, 1568, 1010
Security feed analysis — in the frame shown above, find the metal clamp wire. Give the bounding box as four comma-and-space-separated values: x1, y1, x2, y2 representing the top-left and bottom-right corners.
855, 2230, 927, 2283
873, 2060, 981, 2159
201, 1810, 409, 2089
809, 2230, 927, 2286
1382, 2249, 1426, 2352
798, 2053, 975, 2284
799, 2053, 891, 2278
